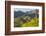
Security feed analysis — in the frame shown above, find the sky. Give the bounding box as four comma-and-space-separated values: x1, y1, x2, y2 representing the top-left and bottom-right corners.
14, 8, 38, 13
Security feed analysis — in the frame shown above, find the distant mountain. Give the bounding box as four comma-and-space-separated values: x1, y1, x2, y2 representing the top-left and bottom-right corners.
14, 11, 25, 18
14, 10, 39, 18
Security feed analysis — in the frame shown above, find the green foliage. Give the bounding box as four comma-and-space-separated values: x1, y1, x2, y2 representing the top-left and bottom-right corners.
14, 18, 22, 27
14, 17, 39, 27
21, 17, 39, 27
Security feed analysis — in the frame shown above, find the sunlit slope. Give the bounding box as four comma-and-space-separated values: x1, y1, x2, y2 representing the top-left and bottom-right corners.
21, 18, 38, 27
14, 17, 39, 27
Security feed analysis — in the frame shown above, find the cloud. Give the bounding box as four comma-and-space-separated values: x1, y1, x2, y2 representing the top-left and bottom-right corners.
14, 8, 38, 13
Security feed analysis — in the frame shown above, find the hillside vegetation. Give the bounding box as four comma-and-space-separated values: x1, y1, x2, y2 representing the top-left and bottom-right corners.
14, 9, 39, 27
14, 17, 39, 27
